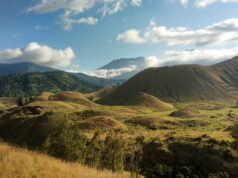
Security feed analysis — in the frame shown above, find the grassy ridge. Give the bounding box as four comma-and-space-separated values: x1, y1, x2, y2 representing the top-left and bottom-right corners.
0, 143, 128, 178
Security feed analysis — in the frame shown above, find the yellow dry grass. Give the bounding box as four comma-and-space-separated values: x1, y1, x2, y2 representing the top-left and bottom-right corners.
34, 92, 54, 101
0, 102, 6, 110
0, 143, 129, 178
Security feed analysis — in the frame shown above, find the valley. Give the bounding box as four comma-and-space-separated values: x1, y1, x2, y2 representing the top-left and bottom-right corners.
1, 88, 238, 177
2, 2, 238, 177
1, 57, 238, 178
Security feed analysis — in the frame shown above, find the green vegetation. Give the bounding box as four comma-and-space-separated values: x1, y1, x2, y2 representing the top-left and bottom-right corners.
0, 71, 100, 97
2, 58, 238, 177
0, 143, 129, 178
1, 93, 238, 177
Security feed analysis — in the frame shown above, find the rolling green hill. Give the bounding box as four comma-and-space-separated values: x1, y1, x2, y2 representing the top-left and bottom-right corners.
126, 92, 174, 111
0, 71, 100, 97
100, 63, 237, 104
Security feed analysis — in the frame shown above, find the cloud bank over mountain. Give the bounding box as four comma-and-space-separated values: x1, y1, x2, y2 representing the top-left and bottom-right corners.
0, 42, 75, 68
83, 47, 238, 78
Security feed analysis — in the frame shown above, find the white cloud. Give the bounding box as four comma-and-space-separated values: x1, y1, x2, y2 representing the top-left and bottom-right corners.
178, 0, 238, 7
83, 65, 137, 78
145, 47, 238, 68
0, 48, 23, 60
100, 0, 127, 16
145, 56, 160, 67
195, 0, 238, 8
60, 12, 98, 31
0, 42, 75, 68
117, 29, 145, 44
131, 0, 142, 6
27, 0, 143, 30
27, 0, 95, 14
117, 18, 238, 46
180, 0, 189, 7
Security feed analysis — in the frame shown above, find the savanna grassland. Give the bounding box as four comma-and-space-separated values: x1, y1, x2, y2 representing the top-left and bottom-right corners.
1, 92, 238, 178
0, 143, 129, 178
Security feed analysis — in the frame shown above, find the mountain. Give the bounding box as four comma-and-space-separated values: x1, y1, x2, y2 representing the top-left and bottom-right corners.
0, 71, 100, 97
0, 60, 129, 88
99, 58, 238, 104
72, 73, 124, 87
99, 57, 145, 69
99, 57, 146, 79
0, 62, 57, 76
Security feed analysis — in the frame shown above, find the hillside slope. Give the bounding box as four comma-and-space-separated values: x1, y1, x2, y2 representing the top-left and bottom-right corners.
100, 64, 233, 104
211, 56, 238, 89
0, 143, 127, 178
0, 71, 100, 97
126, 92, 174, 111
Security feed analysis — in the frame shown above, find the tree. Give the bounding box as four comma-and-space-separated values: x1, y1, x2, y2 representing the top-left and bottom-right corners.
101, 132, 126, 172
85, 131, 102, 168
47, 119, 86, 162
124, 136, 144, 178
17, 96, 25, 106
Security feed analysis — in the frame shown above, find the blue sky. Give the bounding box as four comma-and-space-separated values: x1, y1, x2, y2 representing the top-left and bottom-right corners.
0, 0, 238, 76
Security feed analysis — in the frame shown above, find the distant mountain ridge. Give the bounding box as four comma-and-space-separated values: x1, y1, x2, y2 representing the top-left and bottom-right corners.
72, 73, 124, 87
99, 57, 145, 70
99, 56, 238, 104
99, 57, 146, 79
0, 62, 57, 76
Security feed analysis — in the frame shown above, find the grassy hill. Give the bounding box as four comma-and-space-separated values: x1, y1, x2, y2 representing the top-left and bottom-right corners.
0, 71, 100, 97
0, 143, 128, 178
100, 64, 234, 104
85, 86, 117, 101
126, 92, 174, 111
211, 56, 238, 89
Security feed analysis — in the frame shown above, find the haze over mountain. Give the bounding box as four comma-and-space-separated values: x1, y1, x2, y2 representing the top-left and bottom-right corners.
0, 62, 57, 76
72, 73, 124, 87
85, 57, 156, 79
100, 56, 238, 104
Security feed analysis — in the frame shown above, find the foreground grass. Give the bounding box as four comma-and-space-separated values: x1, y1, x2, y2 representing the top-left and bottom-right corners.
0, 143, 128, 178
